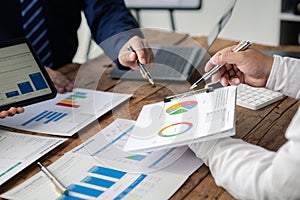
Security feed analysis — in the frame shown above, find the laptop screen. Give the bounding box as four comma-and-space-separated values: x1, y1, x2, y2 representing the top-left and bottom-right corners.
207, 0, 237, 48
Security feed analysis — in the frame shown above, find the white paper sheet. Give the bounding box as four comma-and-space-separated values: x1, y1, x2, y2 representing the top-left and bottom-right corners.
124, 86, 237, 152
0, 130, 66, 185
0, 88, 131, 136
71, 118, 202, 173
1, 152, 202, 200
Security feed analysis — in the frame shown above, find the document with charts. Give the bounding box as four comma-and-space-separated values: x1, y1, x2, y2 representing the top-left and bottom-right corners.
71, 118, 202, 173
124, 86, 237, 152
1, 118, 202, 200
1, 151, 202, 200
0, 130, 66, 185
0, 88, 131, 136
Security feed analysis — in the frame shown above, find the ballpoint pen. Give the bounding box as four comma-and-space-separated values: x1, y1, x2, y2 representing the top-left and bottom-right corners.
128, 46, 155, 86
190, 40, 251, 89
37, 162, 68, 196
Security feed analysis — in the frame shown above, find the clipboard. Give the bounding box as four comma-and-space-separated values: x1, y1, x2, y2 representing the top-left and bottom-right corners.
123, 86, 237, 153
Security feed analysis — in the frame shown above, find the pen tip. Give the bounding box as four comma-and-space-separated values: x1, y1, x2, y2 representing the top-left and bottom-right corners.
190, 84, 197, 90
149, 79, 155, 87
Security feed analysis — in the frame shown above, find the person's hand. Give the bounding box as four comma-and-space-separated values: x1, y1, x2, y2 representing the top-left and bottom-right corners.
0, 107, 24, 118
45, 67, 73, 93
205, 45, 274, 87
118, 36, 154, 78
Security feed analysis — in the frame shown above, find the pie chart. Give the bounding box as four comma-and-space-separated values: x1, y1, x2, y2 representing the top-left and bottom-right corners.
166, 101, 198, 115
158, 122, 193, 137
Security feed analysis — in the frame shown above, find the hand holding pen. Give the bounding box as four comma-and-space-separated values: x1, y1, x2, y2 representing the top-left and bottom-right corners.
128, 46, 155, 86
203, 42, 274, 88
190, 41, 251, 89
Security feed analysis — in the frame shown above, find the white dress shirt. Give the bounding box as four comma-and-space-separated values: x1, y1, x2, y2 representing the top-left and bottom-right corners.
189, 55, 300, 200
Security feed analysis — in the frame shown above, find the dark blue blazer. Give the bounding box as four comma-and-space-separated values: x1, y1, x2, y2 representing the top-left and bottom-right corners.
0, 0, 141, 69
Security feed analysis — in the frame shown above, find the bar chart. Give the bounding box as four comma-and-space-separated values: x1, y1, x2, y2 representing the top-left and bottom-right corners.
56, 92, 87, 108
5, 72, 49, 98
57, 165, 147, 200
21, 110, 68, 126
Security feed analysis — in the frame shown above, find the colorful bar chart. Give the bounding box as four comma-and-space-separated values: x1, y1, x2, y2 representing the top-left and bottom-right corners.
21, 110, 68, 126
56, 92, 87, 108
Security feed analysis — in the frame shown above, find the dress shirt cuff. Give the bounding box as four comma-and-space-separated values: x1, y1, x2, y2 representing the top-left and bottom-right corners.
188, 138, 229, 165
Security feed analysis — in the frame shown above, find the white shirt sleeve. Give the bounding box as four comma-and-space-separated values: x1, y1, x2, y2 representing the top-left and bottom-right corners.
267, 55, 300, 100
189, 55, 300, 199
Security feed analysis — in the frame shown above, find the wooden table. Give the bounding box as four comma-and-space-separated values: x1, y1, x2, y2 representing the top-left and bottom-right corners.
0, 29, 299, 200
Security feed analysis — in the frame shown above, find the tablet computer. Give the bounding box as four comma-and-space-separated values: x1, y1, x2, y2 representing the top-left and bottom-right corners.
0, 38, 57, 111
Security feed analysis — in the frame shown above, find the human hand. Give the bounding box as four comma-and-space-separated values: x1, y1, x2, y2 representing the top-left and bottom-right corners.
45, 67, 73, 93
205, 45, 274, 87
118, 36, 154, 78
0, 107, 24, 118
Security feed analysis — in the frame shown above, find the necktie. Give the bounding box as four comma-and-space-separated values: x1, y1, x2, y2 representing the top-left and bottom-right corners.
20, 0, 53, 68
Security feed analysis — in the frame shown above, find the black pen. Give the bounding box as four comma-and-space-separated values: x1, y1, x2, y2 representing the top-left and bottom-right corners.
128, 46, 155, 86
190, 41, 251, 89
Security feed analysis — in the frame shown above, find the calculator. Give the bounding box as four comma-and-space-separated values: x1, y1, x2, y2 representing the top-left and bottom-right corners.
236, 83, 284, 110
205, 82, 284, 110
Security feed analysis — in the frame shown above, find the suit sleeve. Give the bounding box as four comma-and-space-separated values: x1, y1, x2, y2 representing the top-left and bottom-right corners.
82, 0, 143, 68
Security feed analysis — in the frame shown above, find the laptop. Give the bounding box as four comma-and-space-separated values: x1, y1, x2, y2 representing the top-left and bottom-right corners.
109, 0, 237, 82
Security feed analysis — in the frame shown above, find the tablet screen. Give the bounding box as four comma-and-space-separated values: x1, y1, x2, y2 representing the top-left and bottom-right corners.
0, 38, 57, 111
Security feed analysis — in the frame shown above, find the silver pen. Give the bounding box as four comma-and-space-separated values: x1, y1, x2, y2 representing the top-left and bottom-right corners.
37, 162, 68, 196
128, 46, 155, 86
190, 40, 251, 89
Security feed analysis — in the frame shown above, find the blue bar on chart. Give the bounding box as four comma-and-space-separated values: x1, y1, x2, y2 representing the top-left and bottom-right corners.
21, 110, 68, 126
5, 91, 19, 98
67, 184, 103, 198
29, 72, 48, 90
17, 81, 34, 94
81, 176, 115, 189
114, 174, 147, 200
57, 195, 85, 200
89, 166, 126, 179
44, 113, 67, 124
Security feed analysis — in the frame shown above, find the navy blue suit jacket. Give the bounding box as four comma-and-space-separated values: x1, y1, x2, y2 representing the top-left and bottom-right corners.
0, 0, 141, 69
